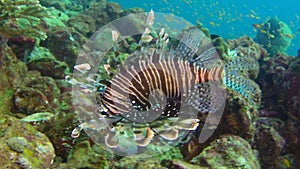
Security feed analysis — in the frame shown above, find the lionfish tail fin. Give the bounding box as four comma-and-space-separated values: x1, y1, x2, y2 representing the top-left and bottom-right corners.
224, 56, 261, 105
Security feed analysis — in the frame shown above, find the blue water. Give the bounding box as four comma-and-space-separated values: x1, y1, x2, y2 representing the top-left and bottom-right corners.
109, 0, 300, 56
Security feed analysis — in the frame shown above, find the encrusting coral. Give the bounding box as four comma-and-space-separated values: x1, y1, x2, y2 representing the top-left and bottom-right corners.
0, 0, 50, 41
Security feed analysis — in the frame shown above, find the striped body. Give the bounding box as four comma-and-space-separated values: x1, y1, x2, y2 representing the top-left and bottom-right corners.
101, 48, 224, 123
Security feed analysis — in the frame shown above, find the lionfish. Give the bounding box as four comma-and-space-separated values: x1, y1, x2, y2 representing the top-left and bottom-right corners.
68, 10, 260, 152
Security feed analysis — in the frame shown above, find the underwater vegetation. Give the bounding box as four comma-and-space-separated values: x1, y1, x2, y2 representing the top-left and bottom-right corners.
0, 0, 299, 168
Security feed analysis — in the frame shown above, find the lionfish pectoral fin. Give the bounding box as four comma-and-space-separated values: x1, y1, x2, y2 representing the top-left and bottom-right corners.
198, 109, 223, 143
134, 127, 155, 147
188, 82, 226, 114
224, 56, 261, 105
175, 118, 200, 130
155, 127, 179, 141
105, 128, 119, 148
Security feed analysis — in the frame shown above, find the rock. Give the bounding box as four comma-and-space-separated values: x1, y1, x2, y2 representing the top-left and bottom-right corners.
0, 114, 55, 168
63, 140, 113, 168
13, 87, 49, 114
0, 43, 27, 115
170, 159, 203, 169
255, 123, 285, 168
44, 8, 69, 30
25, 76, 60, 105
43, 29, 87, 69
105, 2, 122, 21
191, 135, 261, 168
27, 46, 70, 79
115, 156, 167, 169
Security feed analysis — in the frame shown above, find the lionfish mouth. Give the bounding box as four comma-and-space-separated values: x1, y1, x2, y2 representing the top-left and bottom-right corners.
68, 9, 231, 155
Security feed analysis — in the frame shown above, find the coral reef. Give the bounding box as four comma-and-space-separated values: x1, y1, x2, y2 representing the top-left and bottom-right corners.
256, 53, 300, 168
0, 0, 50, 40
191, 135, 261, 168
59, 140, 114, 169
0, 114, 55, 168
0, 42, 28, 115
255, 18, 293, 57
227, 35, 268, 61
42, 28, 87, 69
27, 46, 70, 79
0, 0, 299, 168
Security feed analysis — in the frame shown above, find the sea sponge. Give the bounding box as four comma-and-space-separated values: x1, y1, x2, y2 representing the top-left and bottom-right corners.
255, 18, 293, 56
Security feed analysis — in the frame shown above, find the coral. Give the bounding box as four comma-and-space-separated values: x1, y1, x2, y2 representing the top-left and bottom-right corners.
120, 7, 145, 17
39, 0, 68, 12
68, 13, 96, 37
63, 140, 113, 168
0, 114, 55, 168
13, 86, 49, 114
67, 1, 122, 38
0, 0, 50, 40
144, 144, 183, 166
42, 28, 87, 69
257, 54, 293, 112
257, 117, 300, 168
25, 76, 60, 104
6, 136, 28, 153
27, 46, 70, 79
169, 159, 201, 169
211, 36, 229, 60
191, 135, 261, 168
115, 156, 166, 169
43, 8, 68, 30
0, 43, 28, 115
105, 2, 122, 21
222, 93, 258, 141
227, 35, 268, 61
257, 54, 300, 121
255, 18, 293, 56
254, 123, 285, 168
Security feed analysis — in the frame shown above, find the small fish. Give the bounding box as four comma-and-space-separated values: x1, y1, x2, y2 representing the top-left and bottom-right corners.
209, 21, 216, 27
252, 23, 262, 29
260, 29, 267, 34
285, 33, 294, 39
283, 158, 292, 168
268, 33, 275, 39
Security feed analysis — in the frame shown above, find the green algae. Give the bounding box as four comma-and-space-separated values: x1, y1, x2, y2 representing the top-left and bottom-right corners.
191, 135, 261, 168
0, 0, 50, 40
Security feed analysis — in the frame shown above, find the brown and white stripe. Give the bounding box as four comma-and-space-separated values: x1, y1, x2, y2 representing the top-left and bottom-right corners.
101, 48, 224, 119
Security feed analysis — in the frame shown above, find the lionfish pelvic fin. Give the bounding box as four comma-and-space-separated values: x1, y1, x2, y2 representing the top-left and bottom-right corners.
105, 128, 119, 148
154, 127, 179, 141
134, 127, 155, 147
175, 118, 200, 130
